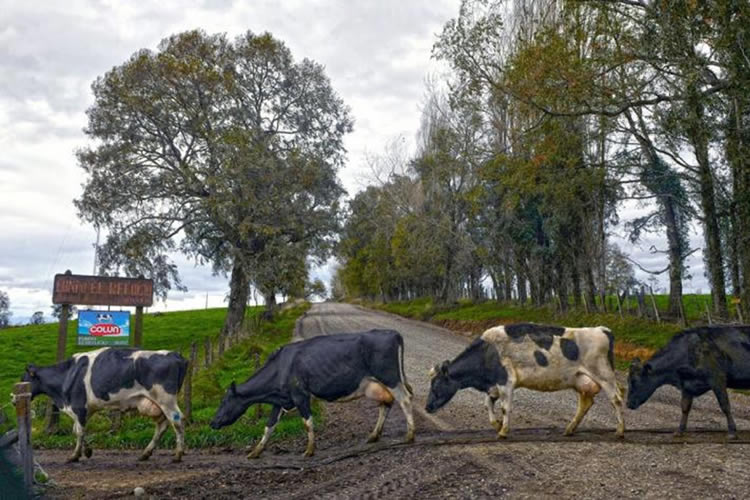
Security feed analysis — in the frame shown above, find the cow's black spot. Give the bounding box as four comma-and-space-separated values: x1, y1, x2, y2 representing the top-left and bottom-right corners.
62, 357, 89, 421
91, 349, 138, 400
505, 323, 565, 350
534, 350, 548, 367
91, 349, 188, 400
560, 338, 580, 361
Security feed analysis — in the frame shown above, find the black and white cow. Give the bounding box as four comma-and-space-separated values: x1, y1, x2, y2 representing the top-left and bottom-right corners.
210, 329, 414, 458
22, 348, 188, 462
426, 323, 625, 438
627, 325, 750, 438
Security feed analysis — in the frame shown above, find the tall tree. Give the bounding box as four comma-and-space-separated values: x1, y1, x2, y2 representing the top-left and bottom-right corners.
76, 30, 351, 336
0, 291, 10, 328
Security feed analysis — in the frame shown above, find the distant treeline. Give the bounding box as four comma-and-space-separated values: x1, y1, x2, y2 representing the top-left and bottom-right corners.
334, 0, 750, 322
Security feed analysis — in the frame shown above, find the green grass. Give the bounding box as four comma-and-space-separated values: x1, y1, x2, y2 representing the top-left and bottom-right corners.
372, 298, 684, 352
0, 304, 314, 450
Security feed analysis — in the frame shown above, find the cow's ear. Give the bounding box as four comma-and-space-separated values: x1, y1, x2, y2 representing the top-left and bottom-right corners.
25, 364, 37, 378
629, 358, 642, 373
440, 360, 450, 375
642, 363, 652, 375
229, 381, 237, 395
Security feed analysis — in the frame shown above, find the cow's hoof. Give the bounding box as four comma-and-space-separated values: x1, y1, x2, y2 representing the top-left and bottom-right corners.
303, 447, 315, 457
672, 431, 685, 439
84, 447, 93, 458
65, 456, 80, 464
366, 434, 380, 444
563, 429, 574, 437
491, 421, 502, 432
616, 430, 625, 439
247, 451, 262, 460
497, 432, 508, 440
728, 433, 739, 441
138, 454, 151, 462
171, 455, 183, 464
404, 432, 415, 444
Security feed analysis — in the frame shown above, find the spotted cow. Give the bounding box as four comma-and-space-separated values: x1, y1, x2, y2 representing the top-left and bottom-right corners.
22, 348, 188, 462
426, 323, 625, 438
210, 329, 414, 458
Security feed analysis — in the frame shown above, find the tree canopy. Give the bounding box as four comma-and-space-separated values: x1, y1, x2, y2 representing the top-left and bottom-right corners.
76, 29, 352, 332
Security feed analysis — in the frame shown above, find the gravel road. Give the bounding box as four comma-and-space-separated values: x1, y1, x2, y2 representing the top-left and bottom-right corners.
38, 302, 750, 499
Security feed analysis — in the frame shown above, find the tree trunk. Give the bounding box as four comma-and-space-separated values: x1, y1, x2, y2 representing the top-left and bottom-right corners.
688, 93, 728, 317
221, 260, 250, 338
727, 96, 745, 299
263, 291, 277, 320
584, 266, 598, 313
503, 260, 514, 302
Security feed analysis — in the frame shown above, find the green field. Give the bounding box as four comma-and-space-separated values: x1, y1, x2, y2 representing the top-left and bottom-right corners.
0, 304, 314, 450
370, 297, 686, 353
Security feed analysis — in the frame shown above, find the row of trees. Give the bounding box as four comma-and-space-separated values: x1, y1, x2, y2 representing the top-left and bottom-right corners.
75, 30, 350, 338
0, 291, 51, 327
336, 0, 749, 320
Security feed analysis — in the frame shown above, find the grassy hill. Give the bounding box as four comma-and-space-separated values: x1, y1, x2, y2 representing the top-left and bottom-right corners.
366, 297, 696, 367
0, 304, 313, 450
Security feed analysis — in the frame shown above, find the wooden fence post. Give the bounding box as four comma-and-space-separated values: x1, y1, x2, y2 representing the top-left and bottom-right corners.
204, 337, 212, 368
184, 342, 197, 423
705, 302, 713, 325
649, 287, 661, 324
14, 382, 34, 490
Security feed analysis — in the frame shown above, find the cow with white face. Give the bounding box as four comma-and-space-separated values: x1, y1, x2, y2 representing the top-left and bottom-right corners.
22, 348, 188, 462
426, 323, 625, 438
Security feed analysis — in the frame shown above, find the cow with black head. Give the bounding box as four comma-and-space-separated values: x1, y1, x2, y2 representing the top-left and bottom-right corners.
627, 325, 750, 438
22, 348, 188, 462
427, 323, 624, 438
210, 329, 414, 458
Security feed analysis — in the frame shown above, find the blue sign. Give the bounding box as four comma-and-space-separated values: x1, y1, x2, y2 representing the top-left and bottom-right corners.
78, 310, 131, 346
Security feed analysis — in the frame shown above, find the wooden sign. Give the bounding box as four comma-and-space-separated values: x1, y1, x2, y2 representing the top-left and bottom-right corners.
52, 273, 154, 307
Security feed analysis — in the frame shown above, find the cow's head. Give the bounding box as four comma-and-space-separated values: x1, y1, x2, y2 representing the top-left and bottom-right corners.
626, 358, 654, 409
210, 381, 247, 429
20, 364, 42, 399
425, 360, 459, 413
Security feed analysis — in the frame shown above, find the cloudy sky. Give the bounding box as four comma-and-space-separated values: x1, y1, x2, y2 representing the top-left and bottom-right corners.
0, 1, 707, 324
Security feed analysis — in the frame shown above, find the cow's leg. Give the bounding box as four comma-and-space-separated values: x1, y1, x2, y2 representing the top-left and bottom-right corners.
565, 391, 595, 436
155, 400, 186, 462
674, 392, 693, 437
712, 384, 737, 439
67, 409, 87, 463
291, 394, 316, 457
583, 366, 625, 438
364, 381, 394, 443
485, 390, 501, 432
248, 405, 282, 459
391, 382, 415, 443
497, 385, 514, 439
140, 415, 169, 461
565, 374, 600, 436
367, 403, 392, 443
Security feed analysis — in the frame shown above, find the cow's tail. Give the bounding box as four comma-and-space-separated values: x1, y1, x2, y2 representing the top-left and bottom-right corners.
600, 326, 624, 398
175, 354, 189, 392
396, 333, 413, 396
601, 326, 615, 371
